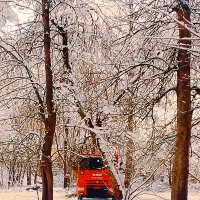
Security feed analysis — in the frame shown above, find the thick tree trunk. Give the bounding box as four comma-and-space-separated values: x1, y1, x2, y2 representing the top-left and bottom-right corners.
41, 132, 54, 200
41, 114, 56, 200
171, 1, 192, 200
41, 1, 56, 200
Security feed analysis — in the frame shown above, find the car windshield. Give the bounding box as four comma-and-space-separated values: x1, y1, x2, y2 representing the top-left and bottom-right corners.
80, 157, 104, 170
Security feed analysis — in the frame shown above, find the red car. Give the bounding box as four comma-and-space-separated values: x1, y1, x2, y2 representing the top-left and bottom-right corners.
76, 154, 114, 199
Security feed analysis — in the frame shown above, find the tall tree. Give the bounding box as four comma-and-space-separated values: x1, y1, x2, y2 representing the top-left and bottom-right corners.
171, 1, 192, 199
41, 1, 56, 200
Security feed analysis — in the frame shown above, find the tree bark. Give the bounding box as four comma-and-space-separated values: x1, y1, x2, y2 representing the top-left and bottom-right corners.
27, 163, 31, 185
171, 1, 192, 200
124, 139, 134, 188
41, 1, 56, 200
63, 140, 68, 188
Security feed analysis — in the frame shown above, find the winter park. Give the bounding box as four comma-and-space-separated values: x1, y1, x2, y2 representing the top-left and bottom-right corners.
0, 0, 200, 200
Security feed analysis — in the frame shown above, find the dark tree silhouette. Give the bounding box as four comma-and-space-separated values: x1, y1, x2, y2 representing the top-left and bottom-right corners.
40, 1, 56, 200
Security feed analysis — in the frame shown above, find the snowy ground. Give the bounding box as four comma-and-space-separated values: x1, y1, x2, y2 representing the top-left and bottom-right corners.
136, 192, 200, 200
0, 187, 199, 200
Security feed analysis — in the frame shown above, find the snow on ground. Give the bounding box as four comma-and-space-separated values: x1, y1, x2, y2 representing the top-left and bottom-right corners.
136, 192, 200, 200
0, 188, 69, 200
0, 187, 199, 200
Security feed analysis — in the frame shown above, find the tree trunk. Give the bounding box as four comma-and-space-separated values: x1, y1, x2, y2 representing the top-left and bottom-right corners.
171, 1, 192, 200
27, 163, 31, 185
41, 1, 56, 200
63, 140, 68, 188
41, 115, 56, 200
124, 108, 135, 188
124, 139, 134, 188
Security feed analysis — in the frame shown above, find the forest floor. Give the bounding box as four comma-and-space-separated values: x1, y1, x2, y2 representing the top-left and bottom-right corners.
0, 187, 199, 200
